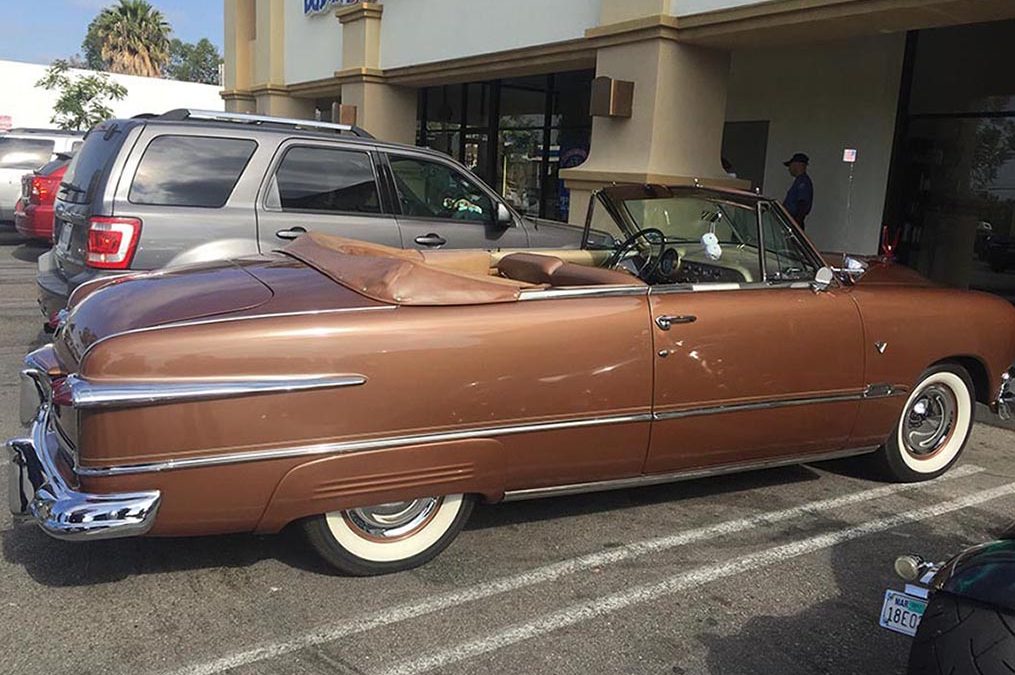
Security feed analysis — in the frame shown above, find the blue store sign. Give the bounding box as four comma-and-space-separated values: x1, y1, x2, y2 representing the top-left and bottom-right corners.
304, 0, 360, 16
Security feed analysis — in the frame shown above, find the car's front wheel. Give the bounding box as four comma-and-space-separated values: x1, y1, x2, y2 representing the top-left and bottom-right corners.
908, 593, 1015, 674
874, 364, 975, 482
303, 494, 474, 575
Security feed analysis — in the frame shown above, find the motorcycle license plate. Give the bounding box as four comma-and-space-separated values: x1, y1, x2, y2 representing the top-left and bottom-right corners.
880, 590, 927, 637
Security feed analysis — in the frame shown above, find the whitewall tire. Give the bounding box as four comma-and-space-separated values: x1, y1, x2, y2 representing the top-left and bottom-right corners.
876, 364, 975, 482
303, 494, 474, 576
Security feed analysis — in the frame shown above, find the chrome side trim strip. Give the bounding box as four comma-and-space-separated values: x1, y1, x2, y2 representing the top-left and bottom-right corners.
74, 412, 654, 477
519, 286, 648, 301
68, 374, 367, 409
502, 446, 881, 502
79, 305, 397, 361
654, 392, 860, 421
652, 387, 909, 421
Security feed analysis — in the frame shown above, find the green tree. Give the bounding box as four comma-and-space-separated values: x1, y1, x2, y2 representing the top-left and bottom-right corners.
91, 0, 171, 77
81, 17, 107, 71
36, 60, 128, 130
164, 38, 222, 84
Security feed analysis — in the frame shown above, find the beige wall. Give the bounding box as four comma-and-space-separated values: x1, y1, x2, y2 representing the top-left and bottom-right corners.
726, 33, 906, 255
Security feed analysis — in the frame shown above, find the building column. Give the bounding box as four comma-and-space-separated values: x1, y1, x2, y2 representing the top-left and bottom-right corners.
561, 24, 742, 224
334, 2, 417, 142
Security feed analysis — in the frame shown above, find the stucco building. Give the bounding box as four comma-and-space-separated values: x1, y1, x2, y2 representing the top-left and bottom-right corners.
222, 0, 1015, 297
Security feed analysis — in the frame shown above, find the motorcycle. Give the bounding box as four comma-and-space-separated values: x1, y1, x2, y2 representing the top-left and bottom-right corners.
882, 526, 1015, 674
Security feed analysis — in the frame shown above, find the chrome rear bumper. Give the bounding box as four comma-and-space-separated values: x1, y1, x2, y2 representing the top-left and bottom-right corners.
7, 408, 161, 541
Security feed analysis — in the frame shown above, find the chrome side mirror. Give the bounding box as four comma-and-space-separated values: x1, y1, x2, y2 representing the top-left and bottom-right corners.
812, 266, 835, 292
496, 203, 513, 227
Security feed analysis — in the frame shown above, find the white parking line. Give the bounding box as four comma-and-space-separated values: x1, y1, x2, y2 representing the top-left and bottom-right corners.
165, 464, 984, 675
379, 479, 1015, 675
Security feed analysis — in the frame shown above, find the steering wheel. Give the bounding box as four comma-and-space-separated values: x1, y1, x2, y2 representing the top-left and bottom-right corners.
604, 228, 668, 282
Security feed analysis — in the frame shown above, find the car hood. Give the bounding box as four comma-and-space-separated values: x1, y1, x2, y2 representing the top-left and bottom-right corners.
853, 259, 935, 287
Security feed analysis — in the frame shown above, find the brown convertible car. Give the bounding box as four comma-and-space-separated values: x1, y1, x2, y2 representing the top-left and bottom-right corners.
10, 184, 1015, 575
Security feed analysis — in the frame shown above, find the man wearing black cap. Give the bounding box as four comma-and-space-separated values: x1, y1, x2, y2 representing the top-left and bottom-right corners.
782, 152, 813, 229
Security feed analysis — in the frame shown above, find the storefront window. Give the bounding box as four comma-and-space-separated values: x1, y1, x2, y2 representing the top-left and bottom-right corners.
887, 21, 1015, 299
417, 70, 592, 222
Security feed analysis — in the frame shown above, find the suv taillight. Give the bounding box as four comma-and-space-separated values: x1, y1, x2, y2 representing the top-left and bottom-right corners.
85, 216, 142, 269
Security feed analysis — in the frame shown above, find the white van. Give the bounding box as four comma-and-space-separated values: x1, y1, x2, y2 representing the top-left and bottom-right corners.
0, 129, 83, 222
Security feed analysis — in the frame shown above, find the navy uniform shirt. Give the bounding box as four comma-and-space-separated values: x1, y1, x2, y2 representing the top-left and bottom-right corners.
783, 173, 814, 225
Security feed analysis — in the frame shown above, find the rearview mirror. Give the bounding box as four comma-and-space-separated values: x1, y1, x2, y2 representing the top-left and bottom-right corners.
812, 266, 835, 292
496, 203, 513, 228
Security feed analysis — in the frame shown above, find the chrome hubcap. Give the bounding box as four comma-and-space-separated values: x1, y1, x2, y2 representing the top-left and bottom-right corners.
346, 498, 439, 538
904, 385, 956, 456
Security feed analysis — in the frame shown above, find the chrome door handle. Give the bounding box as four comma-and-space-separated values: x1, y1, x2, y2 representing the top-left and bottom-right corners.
655, 315, 697, 331
415, 233, 447, 248
275, 226, 307, 240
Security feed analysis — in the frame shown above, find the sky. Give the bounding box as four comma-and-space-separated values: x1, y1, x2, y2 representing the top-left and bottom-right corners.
0, 0, 224, 66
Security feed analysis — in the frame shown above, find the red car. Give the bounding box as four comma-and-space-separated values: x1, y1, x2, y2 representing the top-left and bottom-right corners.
14, 155, 71, 242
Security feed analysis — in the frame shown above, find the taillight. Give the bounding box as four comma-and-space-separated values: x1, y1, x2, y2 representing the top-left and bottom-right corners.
50, 376, 74, 407
30, 176, 59, 205
86, 216, 141, 269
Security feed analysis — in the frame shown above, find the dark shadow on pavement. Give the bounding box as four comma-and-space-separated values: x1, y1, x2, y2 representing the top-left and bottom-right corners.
1, 521, 338, 587
694, 514, 1005, 675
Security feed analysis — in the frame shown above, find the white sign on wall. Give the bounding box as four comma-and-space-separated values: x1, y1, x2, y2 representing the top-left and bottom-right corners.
843, 148, 858, 163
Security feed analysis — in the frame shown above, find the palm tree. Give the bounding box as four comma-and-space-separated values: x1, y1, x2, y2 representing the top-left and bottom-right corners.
92, 0, 171, 78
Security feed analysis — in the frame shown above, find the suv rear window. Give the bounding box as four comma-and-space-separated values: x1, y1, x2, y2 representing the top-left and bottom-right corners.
0, 137, 54, 170
129, 135, 256, 208
61, 122, 132, 205
37, 158, 69, 176
271, 146, 380, 214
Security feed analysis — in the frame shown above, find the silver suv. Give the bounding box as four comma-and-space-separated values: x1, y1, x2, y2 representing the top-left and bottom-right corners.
1, 129, 83, 222
38, 109, 583, 320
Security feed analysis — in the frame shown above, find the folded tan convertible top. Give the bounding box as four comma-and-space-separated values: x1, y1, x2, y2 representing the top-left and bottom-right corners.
280, 232, 535, 306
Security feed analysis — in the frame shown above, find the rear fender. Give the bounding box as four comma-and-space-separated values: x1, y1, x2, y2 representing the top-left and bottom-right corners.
254, 438, 506, 533
933, 539, 1015, 612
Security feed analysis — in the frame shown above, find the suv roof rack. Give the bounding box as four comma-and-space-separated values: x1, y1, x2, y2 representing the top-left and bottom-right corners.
158, 109, 375, 139
6, 127, 84, 136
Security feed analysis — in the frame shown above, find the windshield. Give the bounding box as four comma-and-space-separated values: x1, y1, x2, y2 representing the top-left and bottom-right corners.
622, 196, 759, 247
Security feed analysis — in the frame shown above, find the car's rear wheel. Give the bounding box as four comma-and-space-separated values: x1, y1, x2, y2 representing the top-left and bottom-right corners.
908, 593, 1015, 674
303, 494, 474, 576
874, 364, 974, 482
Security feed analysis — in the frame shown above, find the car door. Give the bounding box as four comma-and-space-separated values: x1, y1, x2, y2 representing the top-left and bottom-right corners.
257, 141, 402, 251
385, 152, 529, 250
644, 201, 865, 474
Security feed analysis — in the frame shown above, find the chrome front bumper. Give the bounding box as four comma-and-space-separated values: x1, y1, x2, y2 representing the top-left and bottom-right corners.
993, 367, 1015, 421
8, 385, 161, 541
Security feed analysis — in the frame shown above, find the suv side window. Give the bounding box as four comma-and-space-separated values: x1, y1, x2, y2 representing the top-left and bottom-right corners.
760, 202, 818, 282
268, 146, 380, 214
389, 156, 493, 223
129, 135, 256, 208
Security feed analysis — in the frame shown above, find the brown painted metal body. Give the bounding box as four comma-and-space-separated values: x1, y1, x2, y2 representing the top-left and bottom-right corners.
43, 231, 1015, 538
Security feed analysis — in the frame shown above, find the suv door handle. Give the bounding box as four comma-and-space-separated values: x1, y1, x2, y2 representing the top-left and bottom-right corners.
275, 226, 307, 240
414, 233, 447, 248
655, 315, 697, 331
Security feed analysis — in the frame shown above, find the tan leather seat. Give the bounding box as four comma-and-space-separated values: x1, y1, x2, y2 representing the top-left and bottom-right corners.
550, 263, 643, 287
497, 252, 643, 288
497, 253, 565, 285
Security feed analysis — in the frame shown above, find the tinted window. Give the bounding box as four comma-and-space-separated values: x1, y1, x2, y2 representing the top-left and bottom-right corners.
61, 122, 131, 205
37, 158, 69, 176
129, 135, 256, 207
272, 146, 380, 214
0, 138, 54, 170
389, 156, 493, 223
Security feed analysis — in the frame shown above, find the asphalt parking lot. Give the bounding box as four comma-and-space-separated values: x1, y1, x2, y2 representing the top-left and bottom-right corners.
2, 230, 1015, 675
